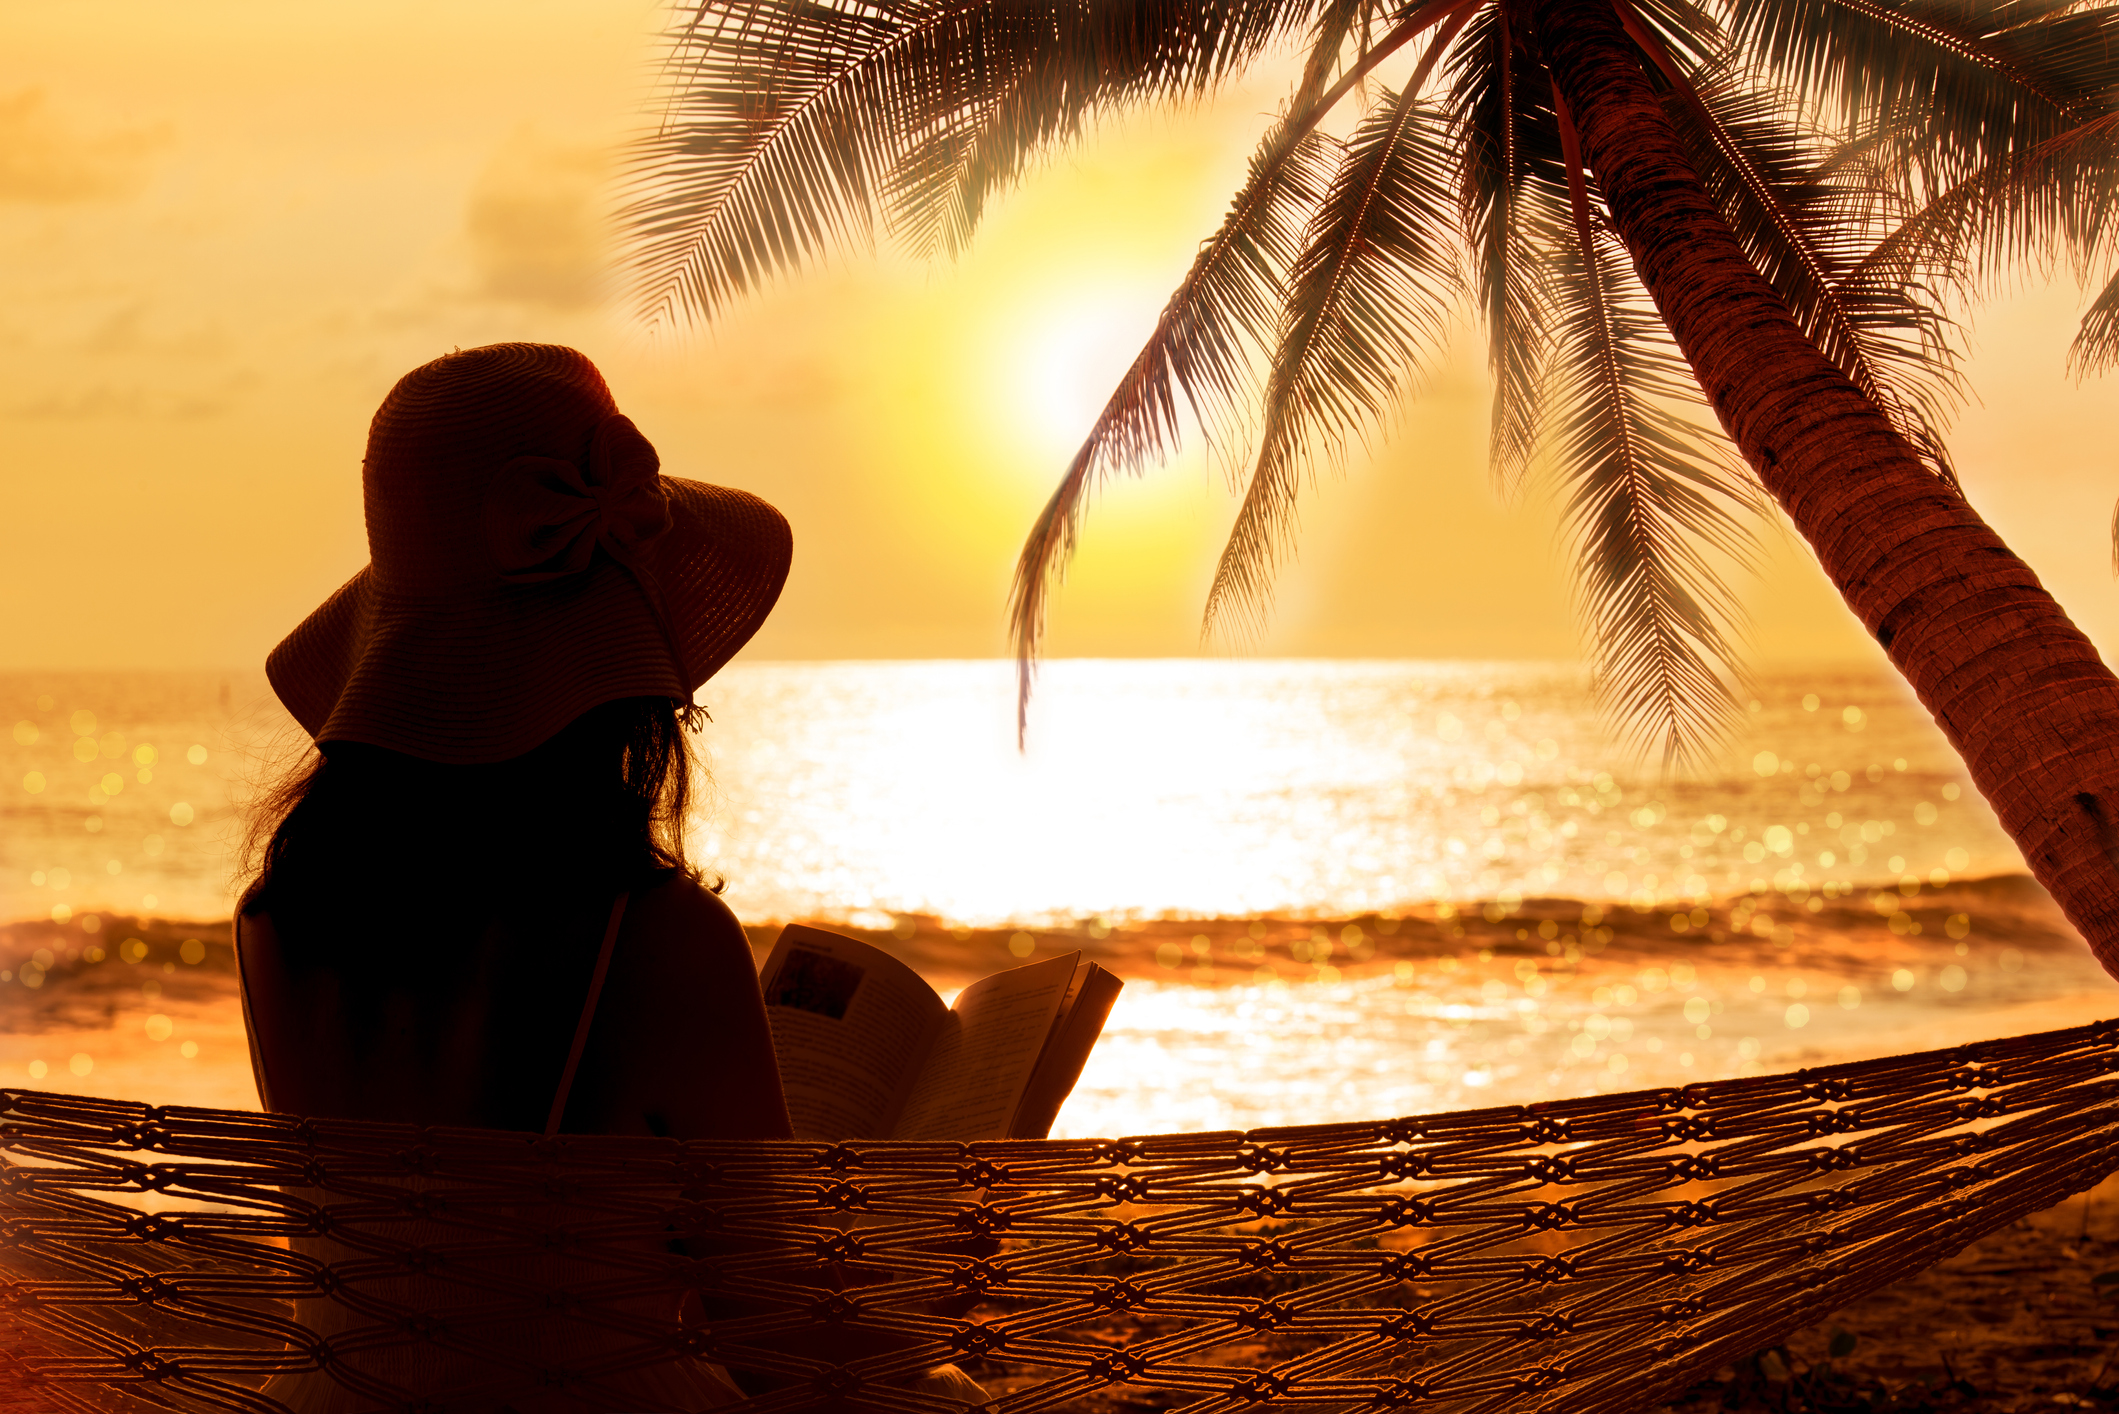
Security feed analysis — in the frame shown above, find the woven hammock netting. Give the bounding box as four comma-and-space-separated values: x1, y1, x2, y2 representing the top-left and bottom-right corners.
6, 1017, 2119, 1414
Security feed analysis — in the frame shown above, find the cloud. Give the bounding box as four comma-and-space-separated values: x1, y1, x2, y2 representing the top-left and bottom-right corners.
4, 365, 254, 421
71, 303, 231, 360
466, 128, 609, 311
6, 383, 229, 420
0, 89, 169, 204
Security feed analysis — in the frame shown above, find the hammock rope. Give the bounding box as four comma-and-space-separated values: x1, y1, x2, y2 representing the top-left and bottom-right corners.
6, 1017, 2119, 1413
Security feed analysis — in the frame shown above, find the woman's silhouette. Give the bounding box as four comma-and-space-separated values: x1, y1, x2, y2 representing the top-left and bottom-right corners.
237, 343, 793, 1410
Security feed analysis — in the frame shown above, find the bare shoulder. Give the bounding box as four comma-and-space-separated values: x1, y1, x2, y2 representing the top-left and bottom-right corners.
624, 872, 756, 968
585, 871, 791, 1139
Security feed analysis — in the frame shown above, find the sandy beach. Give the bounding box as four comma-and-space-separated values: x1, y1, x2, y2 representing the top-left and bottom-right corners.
1659, 1173, 2119, 1412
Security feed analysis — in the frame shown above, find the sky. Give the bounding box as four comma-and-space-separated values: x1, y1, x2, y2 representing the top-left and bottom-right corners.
2, 1, 2114, 677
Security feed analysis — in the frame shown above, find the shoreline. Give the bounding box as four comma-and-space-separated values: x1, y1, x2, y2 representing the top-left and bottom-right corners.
742, 871, 2090, 989
0, 871, 2087, 991
4, 870, 2072, 973
4, 870, 2108, 1124
0, 870, 2092, 996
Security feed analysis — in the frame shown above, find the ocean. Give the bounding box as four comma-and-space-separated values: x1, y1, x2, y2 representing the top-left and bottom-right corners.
3, 661, 2114, 1138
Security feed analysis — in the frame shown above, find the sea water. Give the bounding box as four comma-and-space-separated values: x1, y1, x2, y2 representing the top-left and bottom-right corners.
693, 659, 2020, 925
3, 661, 2114, 1137
0, 660, 2030, 926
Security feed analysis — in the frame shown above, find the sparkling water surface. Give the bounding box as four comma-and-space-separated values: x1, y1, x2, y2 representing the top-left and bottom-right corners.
3, 661, 2111, 1137
0, 660, 2027, 926
695, 659, 2021, 926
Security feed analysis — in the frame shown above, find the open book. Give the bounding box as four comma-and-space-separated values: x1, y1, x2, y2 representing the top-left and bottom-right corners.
759, 925, 1122, 1143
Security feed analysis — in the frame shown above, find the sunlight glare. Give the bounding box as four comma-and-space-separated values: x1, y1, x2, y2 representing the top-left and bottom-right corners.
1006, 284, 1166, 458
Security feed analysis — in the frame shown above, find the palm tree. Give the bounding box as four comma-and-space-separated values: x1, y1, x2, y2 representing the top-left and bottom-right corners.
621, 0, 2119, 966
1846, 14, 2119, 415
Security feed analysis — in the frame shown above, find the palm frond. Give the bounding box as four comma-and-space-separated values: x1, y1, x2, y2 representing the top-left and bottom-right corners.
625, 0, 1312, 327
1008, 0, 1478, 736
1296, 0, 1372, 104
2071, 258, 2119, 379
1449, 6, 1561, 495
1203, 78, 1465, 641
625, 1, 899, 327
2110, 489, 2119, 576
1548, 94, 1758, 768
1623, 20, 1966, 480
1726, 0, 2119, 201
1623, 0, 1726, 71
879, 43, 1096, 263
883, 0, 1334, 262
1007, 102, 1337, 737
1855, 106, 2119, 336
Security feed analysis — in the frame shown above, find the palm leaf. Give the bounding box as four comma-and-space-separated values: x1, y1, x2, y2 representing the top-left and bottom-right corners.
1856, 104, 2119, 359
625, 0, 899, 326
1008, 0, 1478, 735
2072, 253, 2119, 378
1622, 19, 1966, 480
1621, 0, 1726, 71
878, 28, 1101, 263
1449, 6, 1561, 494
1007, 102, 1336, 736
1725, 0, 2119, 370
881, 0, 1321, 262
1547, 93, 1758, 767
1726, 0, 2110, 181
1295, 0, 1373, 113
625, 0, 1311, 328
1202, 77, 1465, 640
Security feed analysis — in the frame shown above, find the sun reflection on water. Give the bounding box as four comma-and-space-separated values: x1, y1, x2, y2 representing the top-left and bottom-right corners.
695, 660, 2026, 929
3, 663, 2112, 1138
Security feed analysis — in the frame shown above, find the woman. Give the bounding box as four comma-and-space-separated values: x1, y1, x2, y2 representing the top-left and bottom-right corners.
238, 343, 794, 1410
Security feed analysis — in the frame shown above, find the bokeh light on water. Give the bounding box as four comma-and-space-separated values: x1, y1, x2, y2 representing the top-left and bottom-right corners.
4, 662, 2114, 1135
1, 673, 271, 924
695, 659, 2023, 926
1053, 914, 2119, 1138
0, 661, 2029, 926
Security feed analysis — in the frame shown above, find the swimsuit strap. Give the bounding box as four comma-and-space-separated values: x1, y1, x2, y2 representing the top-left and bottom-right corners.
545, 893, 630, 1137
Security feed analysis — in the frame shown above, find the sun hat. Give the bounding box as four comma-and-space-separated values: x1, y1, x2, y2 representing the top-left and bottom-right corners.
266, 343, 791, 764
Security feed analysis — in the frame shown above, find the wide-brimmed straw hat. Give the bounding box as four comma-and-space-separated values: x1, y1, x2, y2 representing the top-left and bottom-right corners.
267, 343, 791, 764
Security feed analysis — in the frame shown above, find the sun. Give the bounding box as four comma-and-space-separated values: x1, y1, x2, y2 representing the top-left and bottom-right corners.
1001, 282, 1168, 460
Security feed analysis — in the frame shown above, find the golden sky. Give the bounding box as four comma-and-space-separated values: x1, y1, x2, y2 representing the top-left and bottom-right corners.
3, 1, 2113, 676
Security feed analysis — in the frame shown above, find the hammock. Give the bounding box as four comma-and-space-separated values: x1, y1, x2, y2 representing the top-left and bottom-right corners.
5, 1017, 2117, 1414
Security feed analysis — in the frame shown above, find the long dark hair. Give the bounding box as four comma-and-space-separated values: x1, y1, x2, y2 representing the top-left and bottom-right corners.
248, 695, 700, 977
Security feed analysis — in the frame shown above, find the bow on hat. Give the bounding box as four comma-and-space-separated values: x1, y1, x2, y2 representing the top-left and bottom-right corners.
484, 414, 672, 582
481, 412, 705, 723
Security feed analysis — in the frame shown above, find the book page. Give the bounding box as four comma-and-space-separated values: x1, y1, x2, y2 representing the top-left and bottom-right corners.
891, 953, 1079, 1142
1009, 963, 1123, 1139
759, 926, 948, 1142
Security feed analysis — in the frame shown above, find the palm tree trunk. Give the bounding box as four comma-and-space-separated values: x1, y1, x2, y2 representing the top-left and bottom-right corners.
1528, 0, 2119, 970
